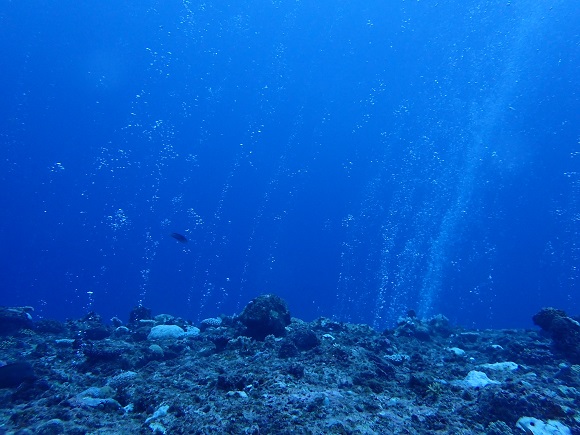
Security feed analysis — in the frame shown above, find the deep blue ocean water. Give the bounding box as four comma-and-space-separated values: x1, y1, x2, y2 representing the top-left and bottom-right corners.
1, 0, 578, 329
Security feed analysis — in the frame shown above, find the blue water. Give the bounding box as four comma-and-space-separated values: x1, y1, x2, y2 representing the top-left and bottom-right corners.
1, 0, 578, 329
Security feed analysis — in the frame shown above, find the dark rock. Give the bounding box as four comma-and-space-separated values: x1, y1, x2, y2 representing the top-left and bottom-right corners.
278, 341, 298, 358
34, 319, 66, 334
80, 312, 102, 323
82, 343, 123, 364
128, 306, 152, 325
367, 353, 395, 379
353, 370, 385, 393
203, 326, 233, 353
427, 314, 453, 337
208, 334, 230, 352
486, 421, 514, 435
395, 317, 431, 341
314, 318, 346, 333
556, 364, 580, 387
237, 294, 291, 340
0, 307, 34, 334
456, 332, 481, 344
216, 373, 249, 391
409, 373, 431, 396
533, 307, 568, 331
330, 346, 351, 365
0, 362, 35, 388
286, 363, 305, 378
409, 352, 428, 371
84, 324, 111, 340
11, 378, 50, 402
533, 307, 580, 363
413, 325, 431, 341
31, 342, 49, 357
477, 389, 530, 425
36, 418, 65, 435
289, 328, 320, 351
130, 327, 150, 341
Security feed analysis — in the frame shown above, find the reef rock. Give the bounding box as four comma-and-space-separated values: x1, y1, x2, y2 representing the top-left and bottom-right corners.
533, 307, 580, 363
237, 294, 291, 340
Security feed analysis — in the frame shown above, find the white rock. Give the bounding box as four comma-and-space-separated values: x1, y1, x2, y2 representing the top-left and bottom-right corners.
227, 390, 249, 399
185, 326, 200, 336
149, 422, 167, 434
516, 417, 571, 435
147, 325, 185, 340
480, 361, 518, 371
146, 404, 170, 423
149, 344, 164, 356
463, 370, 500, 388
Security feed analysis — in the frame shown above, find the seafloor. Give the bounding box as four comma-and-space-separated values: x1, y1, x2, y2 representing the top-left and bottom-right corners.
0, 294, 579, 435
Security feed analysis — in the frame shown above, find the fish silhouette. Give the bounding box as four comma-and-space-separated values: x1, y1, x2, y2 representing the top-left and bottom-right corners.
170, 232, 188, 243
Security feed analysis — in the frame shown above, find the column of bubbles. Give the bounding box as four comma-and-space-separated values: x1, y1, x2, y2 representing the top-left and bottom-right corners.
236, 113, 307, 313
88, 6, 180, 308
564, 148, 580, 306
190, 1, 309, 317
335, 0, 569, 327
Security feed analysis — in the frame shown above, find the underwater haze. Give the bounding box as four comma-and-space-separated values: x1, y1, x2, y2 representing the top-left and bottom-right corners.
1, 0, 578, 329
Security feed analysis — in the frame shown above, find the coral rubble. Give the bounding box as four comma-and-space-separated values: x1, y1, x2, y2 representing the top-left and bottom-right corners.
0, 300, 578, 434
